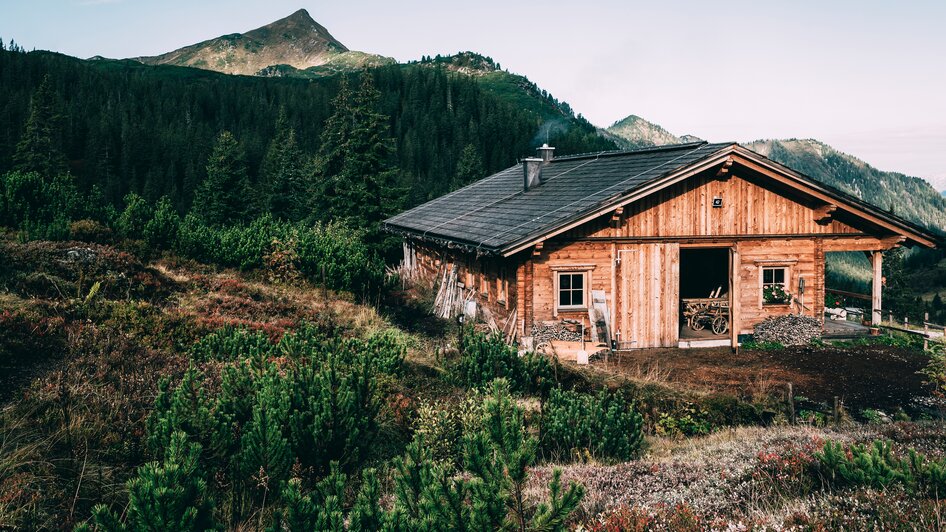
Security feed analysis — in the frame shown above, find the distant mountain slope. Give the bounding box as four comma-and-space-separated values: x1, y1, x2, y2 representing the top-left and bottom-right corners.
746, 139, 946, 232
606, 115, 681, 148
135, 9, 390, 76
606, 114, 946, 232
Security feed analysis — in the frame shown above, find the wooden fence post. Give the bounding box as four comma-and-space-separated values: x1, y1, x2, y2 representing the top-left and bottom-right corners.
787, 382, 795, 425
889, 310, 893, 324
924, 313, 930, 351
833, 396, 840, 425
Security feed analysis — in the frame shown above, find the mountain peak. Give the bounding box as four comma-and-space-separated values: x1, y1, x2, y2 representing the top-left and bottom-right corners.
286, 8, 313, 21
606, 114, 682, 148
134, 8, 350, 75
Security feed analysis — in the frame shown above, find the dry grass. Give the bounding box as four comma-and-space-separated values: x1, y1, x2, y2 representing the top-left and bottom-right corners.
528, 422, 946, 528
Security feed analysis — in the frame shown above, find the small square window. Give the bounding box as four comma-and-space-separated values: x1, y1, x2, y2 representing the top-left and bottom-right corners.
761, 267, 789, 304
557, 272, 585, 309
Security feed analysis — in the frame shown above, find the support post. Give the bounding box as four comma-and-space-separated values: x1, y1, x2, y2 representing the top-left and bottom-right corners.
871, 251, 882, 326
787, 382, 795, 425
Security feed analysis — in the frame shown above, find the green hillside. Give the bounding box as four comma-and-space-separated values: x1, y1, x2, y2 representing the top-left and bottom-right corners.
606, 115, 946, 233
747, 139, 946, 232
0, 46, 613, 211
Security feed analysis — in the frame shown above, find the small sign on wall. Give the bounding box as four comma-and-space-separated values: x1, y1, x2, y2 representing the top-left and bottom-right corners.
712, 196, 723, 208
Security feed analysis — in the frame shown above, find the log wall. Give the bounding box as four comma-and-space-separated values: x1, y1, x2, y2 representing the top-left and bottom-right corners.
405, 166, 900, 347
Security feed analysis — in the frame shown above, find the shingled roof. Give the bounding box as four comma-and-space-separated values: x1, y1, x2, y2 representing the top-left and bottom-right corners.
383, 141, 940, 254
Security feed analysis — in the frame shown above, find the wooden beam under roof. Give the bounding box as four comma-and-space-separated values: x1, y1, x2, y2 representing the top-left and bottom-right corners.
716, 157, 734, 180
813, 203, 837, 225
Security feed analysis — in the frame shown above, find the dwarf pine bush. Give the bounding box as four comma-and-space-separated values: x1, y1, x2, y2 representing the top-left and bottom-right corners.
452, 329, 554, 394
173, 213, 384, 295
140, 322, 404, 526
541, 388, 644, 462
85, 431, 217, 532
116, 192, 152, 240
188, 325, 275, 363
143, 196, 180, 249
815, 439, 946, 496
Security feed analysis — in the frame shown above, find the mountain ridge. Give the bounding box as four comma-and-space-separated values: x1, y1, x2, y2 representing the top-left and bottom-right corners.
606, 115, 946, 232
134, 8, 392, 76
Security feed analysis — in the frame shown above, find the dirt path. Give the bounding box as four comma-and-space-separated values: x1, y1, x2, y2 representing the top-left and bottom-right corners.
600, 345, 933, 414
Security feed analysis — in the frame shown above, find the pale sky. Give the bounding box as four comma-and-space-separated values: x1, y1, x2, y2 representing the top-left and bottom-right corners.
3, 0, 946, 189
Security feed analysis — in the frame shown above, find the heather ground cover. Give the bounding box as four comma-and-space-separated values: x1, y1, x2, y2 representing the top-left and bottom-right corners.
1, 234, 944, 530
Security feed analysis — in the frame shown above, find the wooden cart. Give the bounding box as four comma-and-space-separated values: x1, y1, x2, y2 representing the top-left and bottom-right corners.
682, 296, 730, 335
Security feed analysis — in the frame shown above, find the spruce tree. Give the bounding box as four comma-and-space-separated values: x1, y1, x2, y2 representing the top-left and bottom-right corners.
310, 77, 354, 222
452, 143, 485, 191
13, 75, 68, 177
343, 71, 403, 233
260, 109, 306, 221
310, 72, 403, 250
191, 131, 252, 226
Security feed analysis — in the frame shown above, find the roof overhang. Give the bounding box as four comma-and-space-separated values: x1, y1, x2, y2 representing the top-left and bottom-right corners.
498, 144, 939, 256
499, 146, 736, 256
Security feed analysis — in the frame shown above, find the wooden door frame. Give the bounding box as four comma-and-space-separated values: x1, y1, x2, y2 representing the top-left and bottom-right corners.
678, 243, 738, 348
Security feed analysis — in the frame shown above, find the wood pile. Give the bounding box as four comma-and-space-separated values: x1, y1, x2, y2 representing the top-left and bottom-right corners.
531, 321, 582, 347
499, 309, 518, 344
753, 314, 822, 345
432, 264, 474, 319
386, 256, 434, 290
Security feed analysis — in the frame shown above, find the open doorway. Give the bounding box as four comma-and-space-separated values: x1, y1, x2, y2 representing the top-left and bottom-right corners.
679, 247, 730, 340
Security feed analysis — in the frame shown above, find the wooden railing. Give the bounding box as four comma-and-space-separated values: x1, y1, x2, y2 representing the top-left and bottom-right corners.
825, 288, 871, 301
881, 312, 945, 351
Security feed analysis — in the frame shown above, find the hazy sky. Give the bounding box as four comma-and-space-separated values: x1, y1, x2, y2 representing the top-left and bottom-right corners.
4, 0, 946, 189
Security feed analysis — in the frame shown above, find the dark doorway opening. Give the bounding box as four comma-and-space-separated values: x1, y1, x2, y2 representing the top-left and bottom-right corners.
679, 247, 730, 340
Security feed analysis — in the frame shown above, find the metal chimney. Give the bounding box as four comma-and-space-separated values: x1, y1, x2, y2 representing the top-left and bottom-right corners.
523, 157, 543, 191
537, 143, 555, 164
523, 144, 554, 191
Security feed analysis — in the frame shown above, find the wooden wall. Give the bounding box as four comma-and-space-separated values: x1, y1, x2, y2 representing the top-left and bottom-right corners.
530, 241, 613, 322
407, 241, 517, 322
734, 239, 821, 333
588, 172, 861, 238
406, 165, 901, 347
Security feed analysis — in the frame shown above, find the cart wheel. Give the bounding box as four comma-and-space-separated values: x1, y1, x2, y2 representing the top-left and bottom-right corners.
691, 316, 705, 331
712, 315, 729, 335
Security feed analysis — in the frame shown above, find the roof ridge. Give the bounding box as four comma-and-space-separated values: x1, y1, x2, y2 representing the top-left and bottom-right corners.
550, 141, 721, 162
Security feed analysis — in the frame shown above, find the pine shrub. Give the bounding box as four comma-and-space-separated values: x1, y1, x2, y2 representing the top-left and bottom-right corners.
143, 196, 181, 250
189, 325, 275, 363
87, 431, 216, 531
814, 439, 946, 496
541, 388, 644, 462
452, 329, 555, 395
141, 322, 402, 525
463, 379, 584, 531
116, 192, 152, 240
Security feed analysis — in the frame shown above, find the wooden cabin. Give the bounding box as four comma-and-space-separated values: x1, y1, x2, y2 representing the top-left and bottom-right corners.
384, 142, 939, 349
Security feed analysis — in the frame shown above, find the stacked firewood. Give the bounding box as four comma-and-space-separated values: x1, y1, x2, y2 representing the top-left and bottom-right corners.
531, 321, 582, 346
753, 315, 822, 345
432, 265, 474, 319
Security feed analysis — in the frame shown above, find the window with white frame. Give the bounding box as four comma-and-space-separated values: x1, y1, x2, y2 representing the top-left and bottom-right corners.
761, 266, 790, 304
557, 272, 586, 309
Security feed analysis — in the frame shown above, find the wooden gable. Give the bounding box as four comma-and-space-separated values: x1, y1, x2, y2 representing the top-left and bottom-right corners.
579, 167, 863, 239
